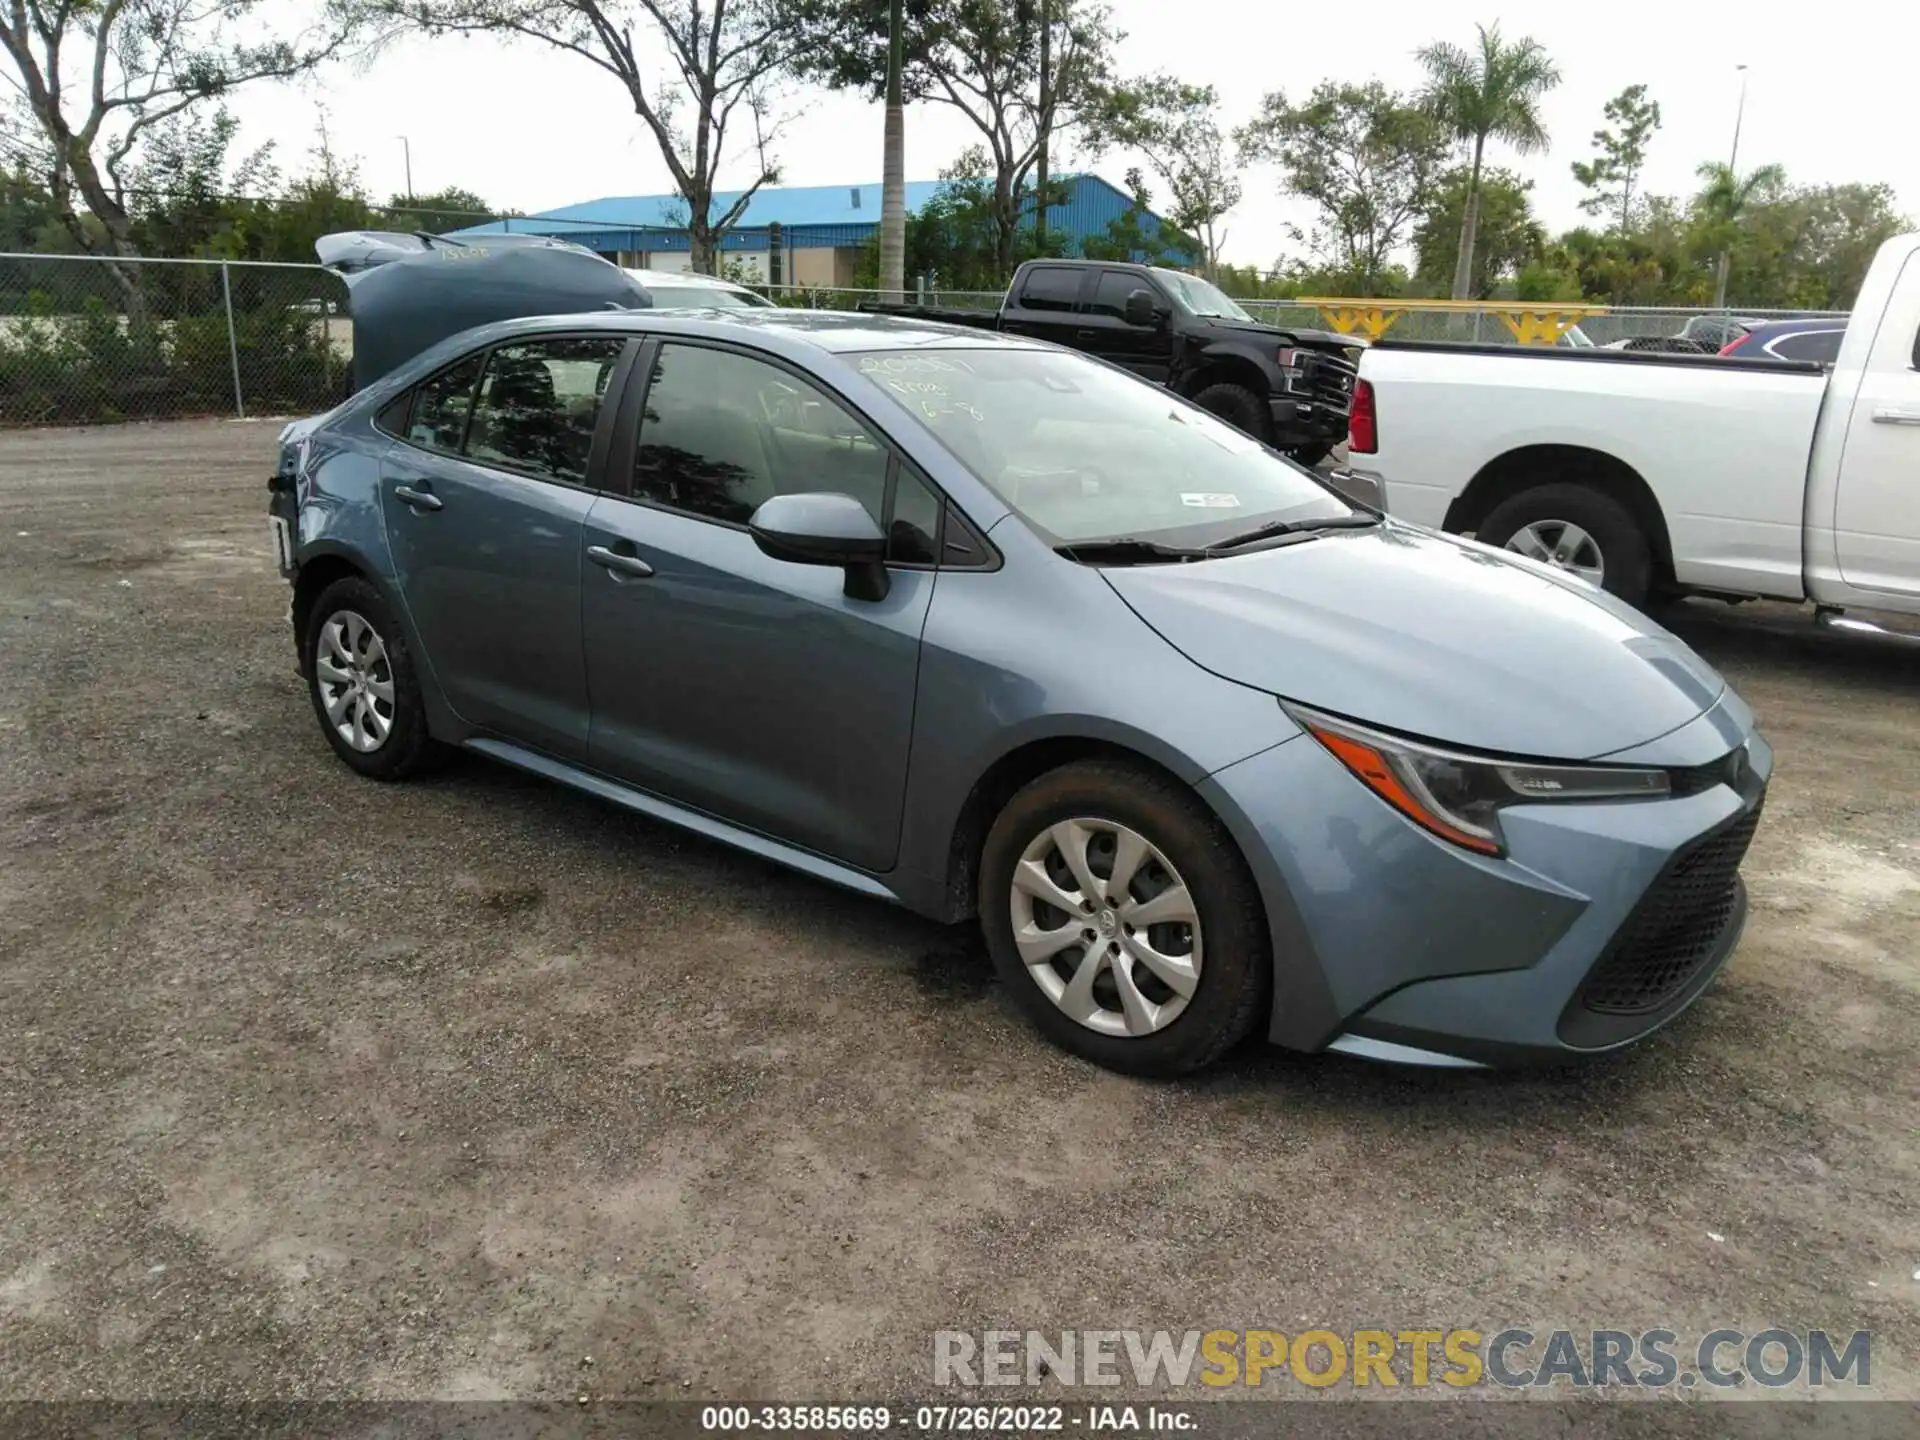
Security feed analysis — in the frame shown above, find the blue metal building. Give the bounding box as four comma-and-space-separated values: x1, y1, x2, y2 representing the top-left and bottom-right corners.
446, 173, 1175, 286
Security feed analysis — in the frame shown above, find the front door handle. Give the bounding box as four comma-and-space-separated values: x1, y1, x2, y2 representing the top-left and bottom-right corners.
393, 484, 443, 511
1871, 406, 1920, 426
586, 544, 654, 578
1075, 328, 1099, 342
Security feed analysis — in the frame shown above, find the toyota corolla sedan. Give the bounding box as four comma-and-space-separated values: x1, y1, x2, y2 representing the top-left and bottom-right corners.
268, 297, 1768, 1076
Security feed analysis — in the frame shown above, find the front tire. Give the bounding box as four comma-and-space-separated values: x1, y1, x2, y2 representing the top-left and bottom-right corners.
304, 575, 435, 780
1190, 382, 1274, 445
978, 760, 1268, 1077
1478, 482, 1653, 610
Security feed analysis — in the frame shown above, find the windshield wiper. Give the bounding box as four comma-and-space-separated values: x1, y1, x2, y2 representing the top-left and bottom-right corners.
1204, 513, 1381, 553
1055, 538, 1207, 565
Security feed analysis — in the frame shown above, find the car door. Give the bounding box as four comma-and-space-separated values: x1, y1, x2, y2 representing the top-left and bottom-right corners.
998, 264, 1089, 348
579, 339, 942, 872
1832, 251, 1920, 595
1075, 270, 1172, 384
380, 333, 633, 759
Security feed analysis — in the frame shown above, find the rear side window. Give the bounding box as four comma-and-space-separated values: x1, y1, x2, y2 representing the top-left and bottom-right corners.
1018, 266, 1084, 313
465, 337, 627, 486
1770, 330, 1844, 364
1087, 271, 1144, 319
403, 355, 485, 451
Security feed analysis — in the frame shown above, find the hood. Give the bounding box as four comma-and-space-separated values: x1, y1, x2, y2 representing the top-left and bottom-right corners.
1103, 523, 1725, 760
319, 231, 653, 392
1202, 317, 1359, 352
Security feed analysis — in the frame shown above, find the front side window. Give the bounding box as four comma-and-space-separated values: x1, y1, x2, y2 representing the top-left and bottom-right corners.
404, 354, 485, 451
1088, 271, 1152, 320
465, 337, 627, 485
857, 347, 1354, 549
633, 343, 894, 533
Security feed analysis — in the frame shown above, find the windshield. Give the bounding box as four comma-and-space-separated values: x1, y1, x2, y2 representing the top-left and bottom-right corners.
644, 286, 773, 309
1154, 271, 1254, 322
854, 347, 1355, 548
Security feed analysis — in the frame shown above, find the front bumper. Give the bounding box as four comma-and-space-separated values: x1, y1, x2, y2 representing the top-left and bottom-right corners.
1198, 716, 1771, 1067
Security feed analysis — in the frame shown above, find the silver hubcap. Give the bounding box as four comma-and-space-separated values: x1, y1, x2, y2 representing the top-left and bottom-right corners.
1506, 520, 1605, 587
315, 610, 395, 753
1008, 818, 1202, 1039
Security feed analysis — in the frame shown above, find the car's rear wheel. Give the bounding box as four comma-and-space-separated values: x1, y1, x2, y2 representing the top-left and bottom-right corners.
1478, 482, 1653, 610
979, 760, 1268, 1076
305, 575, 435, 780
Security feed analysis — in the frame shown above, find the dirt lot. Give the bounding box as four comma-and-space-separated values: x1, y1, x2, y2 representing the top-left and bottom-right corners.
1, 420, 1915, 1413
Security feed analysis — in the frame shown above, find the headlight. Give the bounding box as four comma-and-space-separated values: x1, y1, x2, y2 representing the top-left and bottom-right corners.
1284, 702, 1670, 856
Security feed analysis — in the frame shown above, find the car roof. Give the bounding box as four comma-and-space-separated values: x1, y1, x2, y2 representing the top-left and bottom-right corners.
1736, 317, 1848, 341
454, 307, 1046, 356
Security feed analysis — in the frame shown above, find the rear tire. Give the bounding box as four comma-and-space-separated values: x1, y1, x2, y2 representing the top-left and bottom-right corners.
1478, 482, 1653, 610
1191, 382, 1274, 445
304, 575, 436, 781
978, 760, 1268, 1077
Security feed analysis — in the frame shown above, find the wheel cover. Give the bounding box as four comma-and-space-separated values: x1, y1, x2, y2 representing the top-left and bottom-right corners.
315, 609, 396, 753
1008, 818, 1202, 1038
1505, 520, 1605, 588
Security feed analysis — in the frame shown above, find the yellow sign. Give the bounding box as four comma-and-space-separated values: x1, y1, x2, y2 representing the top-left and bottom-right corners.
1298, 297, 1611, 346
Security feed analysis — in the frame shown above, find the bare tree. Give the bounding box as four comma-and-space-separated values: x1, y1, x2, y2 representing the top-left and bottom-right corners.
1089, 77, 1239, 279
794, 0, 1119, 277
377, 0, 802, 273
0, 0, 356, 314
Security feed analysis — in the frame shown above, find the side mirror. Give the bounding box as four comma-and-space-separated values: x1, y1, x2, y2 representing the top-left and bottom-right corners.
749, 492, 890, 601
1123, 289, 1160, 327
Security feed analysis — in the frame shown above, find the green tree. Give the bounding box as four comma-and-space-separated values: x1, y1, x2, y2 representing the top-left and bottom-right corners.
126, 108, 278, 259
1236, 80, 1446, 296
1416, 22, 1561, 300
1570, 84, 1660, 235
372, 0, 803, 273
0, 0, 358, 316
791, 0, 1121, 275
1693, 159, 1786, 308
385, 186, 495, 232
1412, 166, 1544, 298
1087, 77, 1238, 278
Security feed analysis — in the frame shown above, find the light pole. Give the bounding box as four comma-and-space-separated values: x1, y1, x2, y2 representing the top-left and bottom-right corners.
397, 136, 414, 201
1727, 64, 1749, 172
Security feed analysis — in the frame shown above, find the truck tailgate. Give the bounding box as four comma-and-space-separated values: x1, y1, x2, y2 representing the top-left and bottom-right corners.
1359, 346, 1831, 598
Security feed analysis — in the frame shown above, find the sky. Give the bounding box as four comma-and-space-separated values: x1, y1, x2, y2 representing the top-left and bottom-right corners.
224, 0, 1919, 269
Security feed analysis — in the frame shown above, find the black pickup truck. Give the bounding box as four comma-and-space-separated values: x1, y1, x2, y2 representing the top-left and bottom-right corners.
861, 259, 1363, 464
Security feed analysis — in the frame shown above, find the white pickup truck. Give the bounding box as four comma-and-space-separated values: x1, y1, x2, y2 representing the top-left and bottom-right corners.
1343, 232, 1920, 630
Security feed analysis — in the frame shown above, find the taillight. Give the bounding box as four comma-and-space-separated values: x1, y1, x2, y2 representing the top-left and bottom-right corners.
1719, 335, 1749, 356
1348, 378, 1377, 454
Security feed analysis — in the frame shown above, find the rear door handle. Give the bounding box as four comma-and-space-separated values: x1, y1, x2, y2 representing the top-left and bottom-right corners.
1075, 328, 1099, 342
393, 484, 442, 511
1872, 406, 1920, 426
586, 544, 654, 578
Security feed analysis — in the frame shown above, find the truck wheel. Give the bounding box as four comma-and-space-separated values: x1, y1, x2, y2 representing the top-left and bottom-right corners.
1191, 383, 1274, 444
1478, 484, 1653, 610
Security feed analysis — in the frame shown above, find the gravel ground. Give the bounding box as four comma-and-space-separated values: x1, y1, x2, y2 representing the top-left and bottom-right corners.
0, 420, 1915, 1415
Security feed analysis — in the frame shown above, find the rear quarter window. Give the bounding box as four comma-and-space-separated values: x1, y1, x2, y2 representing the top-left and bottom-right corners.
1769, 330, 1845, 364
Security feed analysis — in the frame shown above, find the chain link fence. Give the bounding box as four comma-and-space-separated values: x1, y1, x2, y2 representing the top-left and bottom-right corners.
0, 253, 351, 426
0, 252, 1856, 428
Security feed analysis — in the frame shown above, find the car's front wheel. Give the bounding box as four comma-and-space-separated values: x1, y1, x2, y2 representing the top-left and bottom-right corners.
979, 760, 1268, 1076
304, 575, 435, 780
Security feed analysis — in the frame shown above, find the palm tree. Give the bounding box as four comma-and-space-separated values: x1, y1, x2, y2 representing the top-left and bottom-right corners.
1417, 23, 1561, 300
1694, 159, 1785, 309
879, 0, 907, 303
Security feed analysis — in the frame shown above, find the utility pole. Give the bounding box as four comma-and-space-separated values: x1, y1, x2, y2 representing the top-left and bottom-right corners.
1728, 64, 1749, 171
397, 136, 414, 201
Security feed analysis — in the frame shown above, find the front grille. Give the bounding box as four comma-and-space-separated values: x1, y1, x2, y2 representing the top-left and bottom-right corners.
1297, 351, 1359, 413
1578, 799, 1764, 1016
